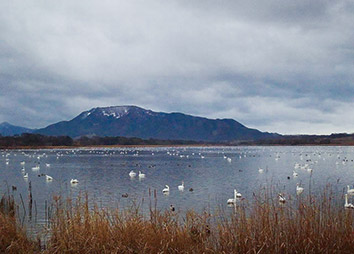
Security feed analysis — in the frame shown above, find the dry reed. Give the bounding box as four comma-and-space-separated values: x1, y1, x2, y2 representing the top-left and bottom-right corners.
0, 194, 38, 254
2, 186, 354, 253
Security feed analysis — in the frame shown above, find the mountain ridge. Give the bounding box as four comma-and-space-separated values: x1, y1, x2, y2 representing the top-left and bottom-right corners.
0, 122, 33, 136
34, 105, 277, 142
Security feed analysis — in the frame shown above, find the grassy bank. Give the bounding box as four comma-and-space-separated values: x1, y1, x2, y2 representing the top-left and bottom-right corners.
2, 189, 354, 253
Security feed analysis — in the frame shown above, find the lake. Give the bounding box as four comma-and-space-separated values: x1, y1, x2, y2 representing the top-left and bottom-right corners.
1, 146, 354, 234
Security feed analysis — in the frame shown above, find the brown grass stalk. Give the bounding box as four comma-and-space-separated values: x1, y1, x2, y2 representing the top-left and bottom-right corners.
2, 187, 354, 253
0, 195, 38, 253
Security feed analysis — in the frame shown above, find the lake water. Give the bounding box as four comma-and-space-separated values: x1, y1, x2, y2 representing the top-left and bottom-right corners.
1, 146, 354, 234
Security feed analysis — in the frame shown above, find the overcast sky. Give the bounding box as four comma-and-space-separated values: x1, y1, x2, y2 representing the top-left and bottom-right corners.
1, 0, 354, 134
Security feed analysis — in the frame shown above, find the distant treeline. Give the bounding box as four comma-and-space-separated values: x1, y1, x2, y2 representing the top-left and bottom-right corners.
0, 133, 204, 148
238, 133, 354, 146
2, 132, 354, 148
0, 134, 74, 147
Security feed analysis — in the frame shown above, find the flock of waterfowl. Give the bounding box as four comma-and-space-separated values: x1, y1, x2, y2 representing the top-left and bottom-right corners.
2, 151, 80, 187
225, 151, 354, 209
2, 148, 354, 210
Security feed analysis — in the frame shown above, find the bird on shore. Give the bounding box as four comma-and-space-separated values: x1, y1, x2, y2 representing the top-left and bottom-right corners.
258, 168, 264, 173
178, 181, 185, 191
138, 171, 145, 178
23, 173, 28, 178
162, 185, 170, 194
122, 193, 128, 198
129, 170, 136, 178
46, 175, 53, 181
344, 194, 354, 209
170, 204, 175, 211
293, 171, 298, 177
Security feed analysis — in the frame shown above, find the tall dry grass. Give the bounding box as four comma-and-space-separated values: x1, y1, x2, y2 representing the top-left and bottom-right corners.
0, 194, 38, 254
2, 187, 354, 253
217, 187, 354, 253
44, 187, 354, 254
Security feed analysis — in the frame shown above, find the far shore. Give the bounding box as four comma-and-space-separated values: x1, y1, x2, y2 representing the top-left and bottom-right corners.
2, 143, 354, 150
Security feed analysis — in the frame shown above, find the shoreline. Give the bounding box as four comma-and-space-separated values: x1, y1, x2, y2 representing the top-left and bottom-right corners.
2, 143, 354, 150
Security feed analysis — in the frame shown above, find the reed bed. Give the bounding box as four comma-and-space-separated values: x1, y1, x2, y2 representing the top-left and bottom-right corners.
0, 194, 38, 254
2, 187, 354, 253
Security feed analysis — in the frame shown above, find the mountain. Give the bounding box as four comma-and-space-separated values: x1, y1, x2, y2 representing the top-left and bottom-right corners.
35, 106, 278, 142
0, 122, 33, 136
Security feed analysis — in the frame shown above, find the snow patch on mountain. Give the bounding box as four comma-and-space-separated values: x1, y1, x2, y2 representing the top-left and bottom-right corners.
101, 106, 130, 119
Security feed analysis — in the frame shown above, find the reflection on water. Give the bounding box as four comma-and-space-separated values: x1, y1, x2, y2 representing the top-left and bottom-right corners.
1, 146, 354, 233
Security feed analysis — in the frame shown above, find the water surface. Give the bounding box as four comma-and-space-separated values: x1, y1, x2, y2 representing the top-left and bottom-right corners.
1, 146, 354, 233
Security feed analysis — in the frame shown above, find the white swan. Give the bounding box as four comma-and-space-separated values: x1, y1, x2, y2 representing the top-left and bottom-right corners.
23, 173, 28, 178
138, 171, 145, 178
227, 189, 237, 205
347, 185, 354, 195
178, 181, 184, 191
162, 185, 170, 194
46, 175, 53, 181
70, 179, 79, 184
227, 157, 232, 163
20, 161, 25, 165
293, 171, 298, 177
345, 194, 354, 209
258, 168, 264, 173
129, 170, 136, 177
227, 189, 242, 205
278, 193, 286, 203
235, 189, 242, 198
296, 183, 304, 195
32, 165, 40, 171
46, 163, 51, 167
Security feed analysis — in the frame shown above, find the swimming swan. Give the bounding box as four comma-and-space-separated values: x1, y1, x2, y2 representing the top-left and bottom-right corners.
278, 193, 286, 203
345, 194, 354, 209
70, 179, 79, 184
138, 171, 145, 178
296, 183, 304, 195
162, 185, 170, 193
178, 181, 184, 191
227, 189, 242, 205
227, 189, 237, 205
347, 185, 354, 195
129, 170, 136, 177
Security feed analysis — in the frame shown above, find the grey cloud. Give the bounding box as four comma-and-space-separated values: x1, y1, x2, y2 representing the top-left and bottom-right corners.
0, 0, 354, 134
